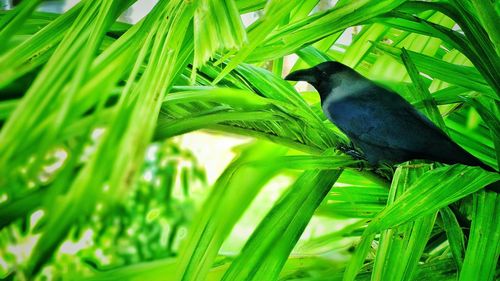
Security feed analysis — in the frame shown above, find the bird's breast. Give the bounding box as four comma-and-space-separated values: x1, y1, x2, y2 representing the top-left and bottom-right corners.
322, 84, 367, 104
322, 96, 379, 137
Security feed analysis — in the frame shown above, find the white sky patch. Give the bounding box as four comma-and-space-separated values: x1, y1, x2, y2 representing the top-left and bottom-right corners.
63, 0, 79, 11
295, 81, 311, 92
146, 144, 159, 161
0, 0, 10, 9
60, 229, 94, 255
338, 26, 357, 46
43, 148, 68, 174
124, 0, 158, 24
143, 169, 154, 182
420, 72, 433, 80
94, 248, 110, 265
30, 210, 45, 230
440, 45, 450, 52
0, 193, 8, 204
7, 234, 40, 264
39, 148, 69, 183
282, 54, 298, 74
241, 12, 259, 27
91, 127, 106, 141
177, 131, 249, 184
451, 24, 465, 35
32, 0, 78, 12
81, 128, 106, 162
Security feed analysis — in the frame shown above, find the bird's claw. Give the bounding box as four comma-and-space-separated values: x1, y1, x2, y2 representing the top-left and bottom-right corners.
345, 149, 364, 159
343, 150, 366, 171
337, 143, 366, 171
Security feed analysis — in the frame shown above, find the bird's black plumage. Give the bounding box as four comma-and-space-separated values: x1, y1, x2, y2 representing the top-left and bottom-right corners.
285, 61, 495, 172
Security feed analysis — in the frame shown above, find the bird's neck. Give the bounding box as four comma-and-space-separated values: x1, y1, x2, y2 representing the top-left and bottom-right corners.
317, 83, 334, 101
314, 70, 371, 104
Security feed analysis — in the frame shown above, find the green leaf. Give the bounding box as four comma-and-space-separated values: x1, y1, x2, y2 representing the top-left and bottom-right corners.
249, 0, 406, 62
439, 206, 466, 270
371, 164, 437, 281
459, 190, 500, 281
465, 98, 500, 169
366, 165, 500, 234
221, 159, 342, 280
25, 1, 197, 276
192, 0, 246, 79
0, 0, 43, 53
470, 0, 500, 56
175, 141, 288, 280
374, 43, 495, 97
213, 0, 303, 83
400, 48, 447, 131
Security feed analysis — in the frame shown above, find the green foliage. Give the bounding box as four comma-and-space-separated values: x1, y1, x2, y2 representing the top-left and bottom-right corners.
0, 0, 498, 280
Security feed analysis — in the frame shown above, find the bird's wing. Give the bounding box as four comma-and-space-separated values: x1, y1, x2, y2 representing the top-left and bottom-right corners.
326, 86, 451, 156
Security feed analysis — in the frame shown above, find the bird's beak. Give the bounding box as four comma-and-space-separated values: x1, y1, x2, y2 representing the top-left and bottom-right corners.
284, 67, 318, 84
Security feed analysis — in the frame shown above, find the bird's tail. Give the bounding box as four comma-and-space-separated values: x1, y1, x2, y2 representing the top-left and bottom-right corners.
456, 150, 500, 192
431, 143, 499, 191
457, 154, 500, 192
474, 160, 497, 173
437, 141, 498, 173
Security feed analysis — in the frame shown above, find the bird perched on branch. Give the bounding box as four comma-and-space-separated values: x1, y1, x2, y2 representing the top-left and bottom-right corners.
285, 61, 495, 172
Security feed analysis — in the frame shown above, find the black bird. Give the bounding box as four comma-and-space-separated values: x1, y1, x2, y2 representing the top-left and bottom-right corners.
285, 61, 495, 172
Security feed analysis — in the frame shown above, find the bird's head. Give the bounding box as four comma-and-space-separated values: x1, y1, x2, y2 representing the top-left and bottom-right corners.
284, 61, 353, 101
